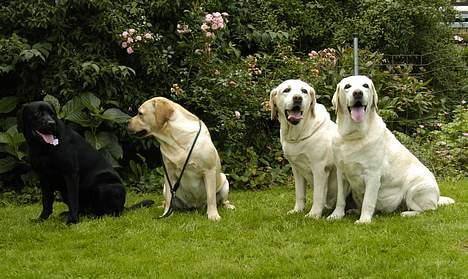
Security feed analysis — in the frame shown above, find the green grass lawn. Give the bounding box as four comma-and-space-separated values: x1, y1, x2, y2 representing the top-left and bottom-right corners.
0, 179, 467, 278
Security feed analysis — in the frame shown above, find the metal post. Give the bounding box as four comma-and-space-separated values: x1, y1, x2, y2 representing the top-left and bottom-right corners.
353, 33, 359, 76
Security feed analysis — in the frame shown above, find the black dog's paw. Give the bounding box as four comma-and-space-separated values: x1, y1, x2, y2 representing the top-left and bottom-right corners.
39, 211, 52, 220
66, 215, 79, 225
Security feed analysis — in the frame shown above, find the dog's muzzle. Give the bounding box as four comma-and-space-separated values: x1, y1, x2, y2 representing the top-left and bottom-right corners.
348, 100, 367, 123
285, 104, 303, 125
128, 125, 149, 138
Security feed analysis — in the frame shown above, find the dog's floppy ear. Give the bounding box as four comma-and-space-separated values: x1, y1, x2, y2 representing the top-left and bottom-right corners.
269, 87, 278, 120
332, 82, 341, 114
16, 104, 26, 132
153, 98, 174, 130
309, 86, 316, 118
370, 81, 378, 111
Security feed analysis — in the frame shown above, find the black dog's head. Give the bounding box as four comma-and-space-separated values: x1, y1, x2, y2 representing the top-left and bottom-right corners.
17, 101, 60, 146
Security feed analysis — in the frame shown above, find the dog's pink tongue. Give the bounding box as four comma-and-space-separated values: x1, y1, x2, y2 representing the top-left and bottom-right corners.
36, 131, 59, 146
287, 111, 303, 121
350, 107, 365, 122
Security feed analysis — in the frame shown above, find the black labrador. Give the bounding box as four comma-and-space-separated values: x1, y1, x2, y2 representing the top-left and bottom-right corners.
17, 101, 152, 224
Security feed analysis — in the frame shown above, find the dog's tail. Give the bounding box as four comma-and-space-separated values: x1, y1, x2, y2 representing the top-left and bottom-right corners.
438, 196, 455, 206
126, 199, 155, 211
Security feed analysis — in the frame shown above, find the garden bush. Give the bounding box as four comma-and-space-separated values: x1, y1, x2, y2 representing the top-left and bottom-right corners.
0, 0, 466, 199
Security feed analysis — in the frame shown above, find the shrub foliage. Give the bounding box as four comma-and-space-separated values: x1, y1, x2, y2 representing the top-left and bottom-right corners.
0, 0, 466, 197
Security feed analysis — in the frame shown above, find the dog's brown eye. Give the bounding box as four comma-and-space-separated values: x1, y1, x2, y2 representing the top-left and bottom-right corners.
344, 84, 351, 89
301, 88, 308, 94
363, 83, 369, 88
283, 87, 291, 93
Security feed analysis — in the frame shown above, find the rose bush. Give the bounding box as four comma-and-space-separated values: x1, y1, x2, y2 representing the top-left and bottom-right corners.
0, 0, 465, 198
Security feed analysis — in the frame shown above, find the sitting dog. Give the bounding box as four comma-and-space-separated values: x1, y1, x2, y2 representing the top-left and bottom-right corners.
17, 101, 152, 224
328, 75, 455, 224
270, 80, 338, 218
127, 97, 234, 221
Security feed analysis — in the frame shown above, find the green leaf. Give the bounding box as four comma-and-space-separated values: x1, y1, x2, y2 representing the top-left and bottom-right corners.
0, 132, 9, 144
100, 132, 122, 158
0, 65, 15, 73
79, 92, 101, 112
104, 139, 123, 160
19, 49, 34, 61
82, 62, 100, 73
0, 117, 16, 131
0, 127, 24, 146
99, 108, 130, 124
32, 42, 52, 58
100, 150, 121, 168
62, 97, 85, 118
84, 130, 100, 150
64, 111, 96, 127
0, 96, 18, 113
0, 157, 18, 174
119, 66, 135, 76
43, 95, 61, 114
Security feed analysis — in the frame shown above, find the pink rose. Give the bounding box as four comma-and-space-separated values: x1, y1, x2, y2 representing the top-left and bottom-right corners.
127, 47, 134, 54
308, 50, 318, 59
212, 16, 224, 25
121, 31, 129, 38
127, 37, 134, 43
205, 14, 213, 23
222, 12, 229, 17
135, 35, 142, 41
205, 32, 214, 38
121, 42, 128, 48
144, 33, 153, 40
235, 111, 241, 119
129, 28, 136, 35
213, 12, 221, 17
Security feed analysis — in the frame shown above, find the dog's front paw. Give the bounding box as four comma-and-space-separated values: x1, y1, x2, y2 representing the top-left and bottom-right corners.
39, 211, 52, 220
355, 217, 372, 224
287, 207, 304, 215
66, 215, 79, 225
305, 206, 322, 219
327, 209, 345, 221
208, 212, 221, 221
305, 211, 321, 219
306, 205, 323, 219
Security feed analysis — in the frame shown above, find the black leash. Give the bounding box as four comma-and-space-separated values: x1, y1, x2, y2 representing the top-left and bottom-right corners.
159, 120, 202, 218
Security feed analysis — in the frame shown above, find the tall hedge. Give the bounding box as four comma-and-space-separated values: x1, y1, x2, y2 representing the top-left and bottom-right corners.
0, 0, 465, 192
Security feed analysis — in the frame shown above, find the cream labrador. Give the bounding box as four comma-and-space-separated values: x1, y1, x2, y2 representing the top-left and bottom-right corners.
270, 80, 337, 218
328, 75, 455, 224
128, 97, 234, 221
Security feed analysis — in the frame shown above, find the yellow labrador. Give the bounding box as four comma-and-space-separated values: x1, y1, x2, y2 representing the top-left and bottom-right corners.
270, 80, 337, 218
128, 97, 234, 221
328, 75, 454, 224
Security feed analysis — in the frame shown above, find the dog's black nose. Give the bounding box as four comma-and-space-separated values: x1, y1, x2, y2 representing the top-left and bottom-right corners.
353, 90, 363, 98
293, 95, 303, 103
46, 120, 56, 129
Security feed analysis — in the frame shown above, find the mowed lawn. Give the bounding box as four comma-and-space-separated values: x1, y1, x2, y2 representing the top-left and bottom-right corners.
0, 179, 466, 278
